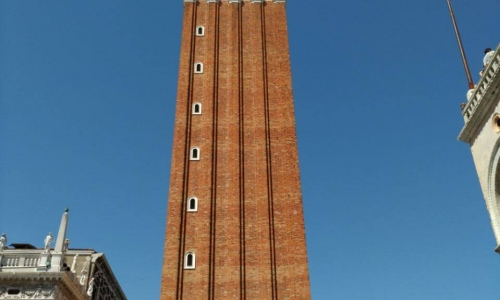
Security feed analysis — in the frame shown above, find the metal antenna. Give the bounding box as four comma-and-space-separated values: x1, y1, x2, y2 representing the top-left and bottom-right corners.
446, 0, 475, 89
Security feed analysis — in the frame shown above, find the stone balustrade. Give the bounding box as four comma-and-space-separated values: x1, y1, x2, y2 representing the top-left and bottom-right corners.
462, 44, 500, 122
0, 252, 44, 270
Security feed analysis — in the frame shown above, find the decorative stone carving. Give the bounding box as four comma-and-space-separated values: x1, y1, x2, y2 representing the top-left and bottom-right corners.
0, 284, 54, 300
78, 257, 91, 286
87, 277, 95, 296
24, 287, 36, 297
71, 254, 78, 273
79, 268, 87, 286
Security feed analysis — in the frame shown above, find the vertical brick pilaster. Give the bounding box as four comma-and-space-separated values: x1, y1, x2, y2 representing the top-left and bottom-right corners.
265, 4, 312, 299
241, 2, 273, 299
160, 3, 196, 300
213, 3, 243, 299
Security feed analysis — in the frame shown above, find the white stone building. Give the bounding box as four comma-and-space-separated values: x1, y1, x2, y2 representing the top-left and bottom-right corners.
459, 43, 500, 252
0, 210, 126, 300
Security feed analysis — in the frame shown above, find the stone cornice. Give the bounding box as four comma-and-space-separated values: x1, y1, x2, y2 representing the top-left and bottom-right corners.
458, 44, 500, 144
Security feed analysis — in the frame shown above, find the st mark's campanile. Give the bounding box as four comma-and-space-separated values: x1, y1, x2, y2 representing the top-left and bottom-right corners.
161, 0, 311, 299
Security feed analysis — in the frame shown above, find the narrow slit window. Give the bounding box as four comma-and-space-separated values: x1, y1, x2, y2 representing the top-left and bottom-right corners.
190, 147, 200, 161
187, 197, 198, 212
194, 63, 203, 74
185, 252, 196, 269
193, 103, 202, 115
196, 26, 205, 37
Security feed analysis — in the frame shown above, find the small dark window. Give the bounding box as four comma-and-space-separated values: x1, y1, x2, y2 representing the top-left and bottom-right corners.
190, 147, 200, 160
194, 63, 203, 74
8, 289, 21, 295
193, 103, 202, 115
185, 252, 196, 269
187, 197, 198, 212
196, 26, 205, 36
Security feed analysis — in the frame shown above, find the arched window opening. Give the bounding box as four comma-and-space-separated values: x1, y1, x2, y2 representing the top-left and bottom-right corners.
185, 252, 196, 269
190, 147, 200, 161
194, 63, 203, 74
193, 103, 202, 115
187, 197, 198, 212
196, 26, 205, 36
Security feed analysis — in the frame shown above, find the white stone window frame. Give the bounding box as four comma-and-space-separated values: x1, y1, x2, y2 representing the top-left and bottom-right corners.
187, 197, 198, 212
190, 147, 200, 161
194, 62, 204, 74
196, 26, 205, 37
184, 252, 196, 269
193, 102, 202, 115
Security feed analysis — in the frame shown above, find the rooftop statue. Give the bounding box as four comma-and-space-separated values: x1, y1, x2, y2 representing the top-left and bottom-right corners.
44, 232, 53, 252
0, 233, 6, 250
71, 254, 79, 273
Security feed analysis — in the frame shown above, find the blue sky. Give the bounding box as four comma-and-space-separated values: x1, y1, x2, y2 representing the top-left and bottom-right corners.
1, 1, 499, 299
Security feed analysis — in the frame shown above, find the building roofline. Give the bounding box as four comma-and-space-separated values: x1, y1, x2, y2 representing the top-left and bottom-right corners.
459, 43, 500, 144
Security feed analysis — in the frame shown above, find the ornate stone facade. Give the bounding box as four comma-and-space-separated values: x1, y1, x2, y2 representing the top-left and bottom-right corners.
459, 44, 500, 252
0, 211, 126, 300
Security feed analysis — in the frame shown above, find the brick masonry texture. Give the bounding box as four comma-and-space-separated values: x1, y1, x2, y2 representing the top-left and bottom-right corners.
160, 2, 311, 300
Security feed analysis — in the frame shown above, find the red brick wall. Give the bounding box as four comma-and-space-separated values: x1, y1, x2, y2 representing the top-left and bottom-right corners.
161, 2, 311, 299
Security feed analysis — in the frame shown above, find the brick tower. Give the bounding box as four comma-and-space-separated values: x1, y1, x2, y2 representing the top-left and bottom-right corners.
160, 1, 311, 299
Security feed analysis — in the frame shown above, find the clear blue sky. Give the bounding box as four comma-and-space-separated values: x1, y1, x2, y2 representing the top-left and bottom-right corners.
1, 1, 499, 299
